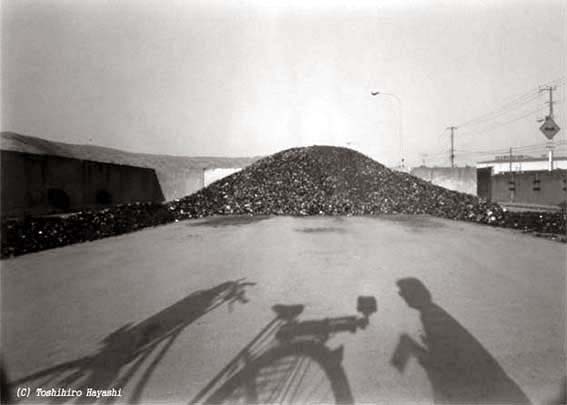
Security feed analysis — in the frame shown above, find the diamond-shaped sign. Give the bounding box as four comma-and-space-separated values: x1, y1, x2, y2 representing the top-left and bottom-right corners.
539, 116, 560, 140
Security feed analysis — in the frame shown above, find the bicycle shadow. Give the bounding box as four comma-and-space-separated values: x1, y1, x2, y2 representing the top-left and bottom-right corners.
192, 304, 355, 405
10, 279, 255, 404
391, 277, 531, 404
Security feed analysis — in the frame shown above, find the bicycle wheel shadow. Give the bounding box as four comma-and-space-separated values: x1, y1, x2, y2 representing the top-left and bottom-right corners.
190, 314, 283, 404
390, 277, 531, 404
9, 279, 255, 404
192, 305, 355, 405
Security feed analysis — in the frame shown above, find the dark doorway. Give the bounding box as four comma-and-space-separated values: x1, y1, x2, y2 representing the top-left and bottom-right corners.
47, 188, 70, 211
95, 190, 113, 206
477, 167, 492, 200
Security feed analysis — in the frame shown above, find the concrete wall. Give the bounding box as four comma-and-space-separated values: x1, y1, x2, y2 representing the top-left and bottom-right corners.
410, 166, 477, 195
490, 170, 567, 206
1, 151, 165, 217
155, 168, 204, 201
204, 168, 242, 187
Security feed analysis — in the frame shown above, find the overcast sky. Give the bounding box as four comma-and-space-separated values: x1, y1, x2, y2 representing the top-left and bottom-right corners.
2, 0, 566, 166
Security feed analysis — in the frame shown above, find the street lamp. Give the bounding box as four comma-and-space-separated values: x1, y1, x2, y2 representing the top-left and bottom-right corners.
371, 91, 404, 168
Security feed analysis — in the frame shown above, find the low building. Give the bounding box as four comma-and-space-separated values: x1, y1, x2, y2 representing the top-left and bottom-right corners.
476, 155, 567, 207
488, 169, 567, 207
476, 155, 567, 174
1, 150, 165, 217
1, 132, 260, 217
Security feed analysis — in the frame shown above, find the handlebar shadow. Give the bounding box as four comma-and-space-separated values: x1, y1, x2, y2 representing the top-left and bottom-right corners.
191, 296, 376, 405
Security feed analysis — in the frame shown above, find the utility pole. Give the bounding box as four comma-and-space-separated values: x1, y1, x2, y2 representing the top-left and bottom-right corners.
447, 126, 457, 168
509, 147, 513, 173
539, 85, 557, 171
540, 85, 556, 118
509, 147, 515, 202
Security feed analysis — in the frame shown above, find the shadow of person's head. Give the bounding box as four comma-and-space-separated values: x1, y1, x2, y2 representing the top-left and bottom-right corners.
396, 278, 432, 310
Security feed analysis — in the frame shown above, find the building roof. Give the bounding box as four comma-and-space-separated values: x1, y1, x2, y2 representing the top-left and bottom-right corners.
478, 156, 567, 164
1, 132, 261, 171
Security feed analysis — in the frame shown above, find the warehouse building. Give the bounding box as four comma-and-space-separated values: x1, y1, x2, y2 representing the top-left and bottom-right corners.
476, 155, 567, 207
1, 132, 258, 218
1, 150, 166, 217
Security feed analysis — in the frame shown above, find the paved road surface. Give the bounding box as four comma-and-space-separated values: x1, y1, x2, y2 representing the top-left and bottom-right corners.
2, 215, 565, 404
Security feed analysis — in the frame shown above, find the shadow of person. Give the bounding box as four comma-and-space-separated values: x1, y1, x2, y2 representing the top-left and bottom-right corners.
10, 279, 255, 404
391, 277, 531, 404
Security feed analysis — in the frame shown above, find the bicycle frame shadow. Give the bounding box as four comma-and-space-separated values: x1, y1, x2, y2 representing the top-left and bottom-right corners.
9, 279, 255, 404
191, 304, 357, 405
190, 315, 282, 404
390, 277, 531, 404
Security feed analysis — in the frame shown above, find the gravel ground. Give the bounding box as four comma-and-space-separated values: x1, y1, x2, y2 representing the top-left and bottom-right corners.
2, 215, 565, 404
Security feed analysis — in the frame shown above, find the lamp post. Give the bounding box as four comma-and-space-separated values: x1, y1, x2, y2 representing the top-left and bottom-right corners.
371, 91, 404, 168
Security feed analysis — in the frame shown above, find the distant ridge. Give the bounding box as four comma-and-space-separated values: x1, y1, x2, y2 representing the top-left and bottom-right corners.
0, 132, 260, 171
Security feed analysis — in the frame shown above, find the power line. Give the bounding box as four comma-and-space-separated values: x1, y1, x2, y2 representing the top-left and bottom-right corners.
455, 77, 565, 131
456, 85, 545, 128
451, 143, 567, 161
457, 93, 540, 130
457, 94, 566, 145
454, 142, 566, 155
453, 140, 566, 154
427, 138, 567, 159
423, 79, 566, 166
458, 108, 542, 140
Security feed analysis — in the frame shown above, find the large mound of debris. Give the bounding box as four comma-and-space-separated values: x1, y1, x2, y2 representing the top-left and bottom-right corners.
168, 146, 502, 221
2, 146, 565, 257
1, 203, 174, 257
